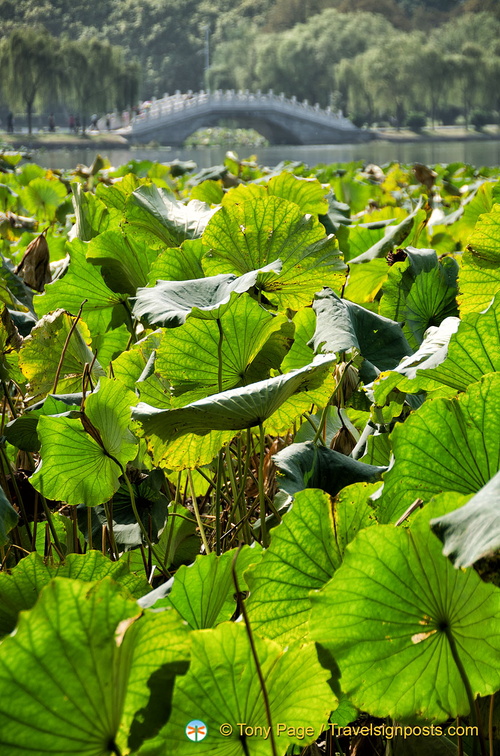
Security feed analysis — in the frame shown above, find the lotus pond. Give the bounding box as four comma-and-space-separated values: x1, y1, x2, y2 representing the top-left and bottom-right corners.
0, 151, 499, 756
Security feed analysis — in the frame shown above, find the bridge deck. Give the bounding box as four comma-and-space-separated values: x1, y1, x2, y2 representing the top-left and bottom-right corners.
124, 90, 369, 146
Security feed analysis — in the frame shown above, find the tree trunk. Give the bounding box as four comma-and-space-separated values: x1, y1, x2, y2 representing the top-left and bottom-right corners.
27, 100, 33, 135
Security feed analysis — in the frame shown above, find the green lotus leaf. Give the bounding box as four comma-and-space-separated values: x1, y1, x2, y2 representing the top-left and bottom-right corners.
267, 172, 329, 215
0, 550, 150, 637
466, 203, 500, 263
458, 202, 500, 314
379, 247, 459, 348
18, 309, 105, 397
138, 622, 335, 756
343, 258, 388, 303
30, 378, 138, 506
348, 197, 426, 264
378, 373, 500, 523
458, 248, 500, 315
95, 173, 141, 212
146, 428, 237, 470
91, 323, 131, 368
0, 577, 190, 756
20, 177, 67, 221
311, 288, 413, 377
273, 441, 386, 498
147, 239, 206, 284
112, 330, 163, 392
280, 307, 316, 372
133, 355, 334, 442
133, 262, 282, 328
310, 525, 500, 722
156, 295, 288, 404
371, 317, 461, 404
4, 392, 83, 451
190, 179, 224, 205
87, 228, 158, 295
72, 182, 110, 240
34, 239, 128, 334
202, 195, 345, 309
160, 544, 262, 629
380, 293, 500, 397
0, 483, 17, 548
246, 485, 377, 643
430, 470, 500, 567
126, 184, 216, 247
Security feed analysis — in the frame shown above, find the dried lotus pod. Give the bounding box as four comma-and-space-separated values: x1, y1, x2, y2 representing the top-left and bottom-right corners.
15, 229, 51, 291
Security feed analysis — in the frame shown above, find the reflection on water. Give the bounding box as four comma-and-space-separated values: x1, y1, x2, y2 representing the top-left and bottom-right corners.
31, 139, 500, 171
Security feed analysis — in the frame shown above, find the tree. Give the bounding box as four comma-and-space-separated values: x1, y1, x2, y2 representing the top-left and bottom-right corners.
62, 38, 139, 129
0, 27, 62, 134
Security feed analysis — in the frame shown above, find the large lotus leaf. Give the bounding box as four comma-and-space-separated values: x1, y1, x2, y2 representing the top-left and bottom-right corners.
156, 295, 288, 404
222, 173, 328, 215
348, 197, 426, 264
246, 485, 377, 643
138, 622, 335, 756
343, 258, 388, 304
133, 261, 281, 327
4, 392, 85, 451
458, 203, 500, 314
0, 550, 149, 638
18, 309, 105, 397
20, 177, 67, 221
0, 577, 190, 756
87, 229, 158, 295
146, 428, 237, 470
430, 470, 500, 567
379, 294, 500, 398
0, 484, 17, 548
273, 441, 386, 498
466, 203, 500, 262
371, 318, 461, 405
190, 179, 224, 205
202, 195, 345, 309
147, 239, 206, 284
126, 184, 216, 248
72, 182, 110, 240
458, 249, 500, 315
112, 330, 163, 392
134, 355, 334, 442
30, 378, 138, 506
34, 239, 128, 334
310, 525, 500, 722
378, 373, 500, 523
160, 544, 262, 629
311, 288, 413, 376
379, 247, 459, 348
92, 323, 130, 369
280, 307, 316, 371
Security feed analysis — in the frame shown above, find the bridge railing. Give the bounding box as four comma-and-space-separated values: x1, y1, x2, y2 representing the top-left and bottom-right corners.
131, 90, 357, 131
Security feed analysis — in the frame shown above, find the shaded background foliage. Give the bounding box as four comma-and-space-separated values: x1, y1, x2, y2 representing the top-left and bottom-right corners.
1, 0, 500, 131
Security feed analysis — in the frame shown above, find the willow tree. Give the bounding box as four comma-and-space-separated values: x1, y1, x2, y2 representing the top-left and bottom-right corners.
61, 38, 139, 130
0, 27, 62, 134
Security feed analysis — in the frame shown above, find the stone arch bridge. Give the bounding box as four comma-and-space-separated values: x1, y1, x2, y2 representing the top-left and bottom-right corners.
124, 90, 369, 146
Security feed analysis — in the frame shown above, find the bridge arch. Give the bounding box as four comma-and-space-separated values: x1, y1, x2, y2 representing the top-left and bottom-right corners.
126, 90, 369, 146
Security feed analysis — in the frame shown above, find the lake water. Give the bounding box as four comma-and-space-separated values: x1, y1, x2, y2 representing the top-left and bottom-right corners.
31, 139, 500, 171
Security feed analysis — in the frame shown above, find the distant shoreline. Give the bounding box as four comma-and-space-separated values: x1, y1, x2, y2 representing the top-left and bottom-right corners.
2, 126, 500, 151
